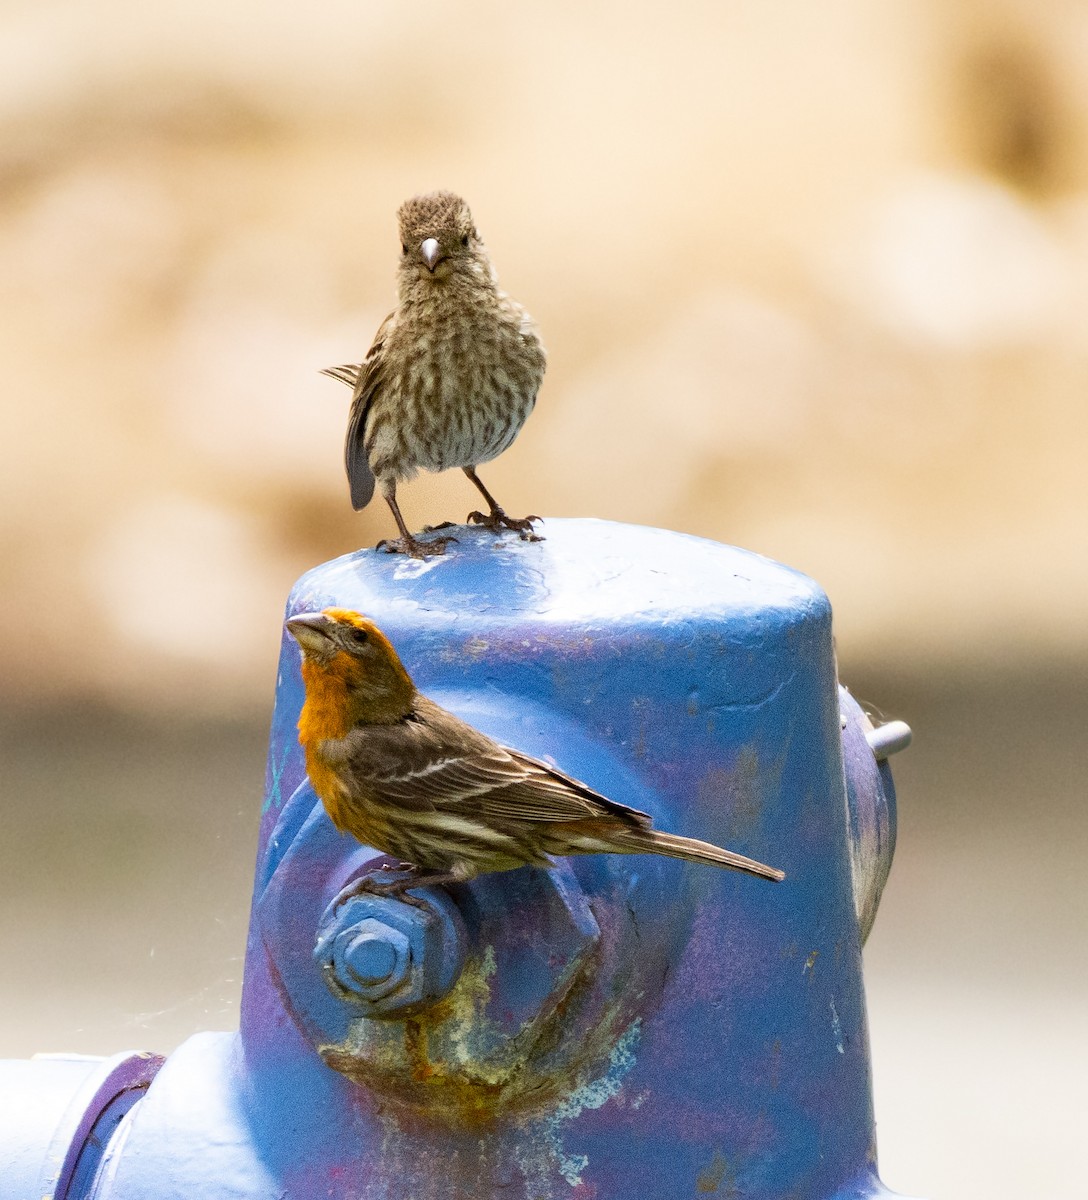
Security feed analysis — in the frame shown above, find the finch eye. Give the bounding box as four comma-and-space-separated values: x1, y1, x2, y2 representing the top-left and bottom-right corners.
349, 628, 369, 645
402, 243, 408, 255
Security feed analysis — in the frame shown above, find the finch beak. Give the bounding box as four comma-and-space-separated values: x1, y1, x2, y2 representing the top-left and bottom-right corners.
420, 237, 441, 272
286, 612, 336, 656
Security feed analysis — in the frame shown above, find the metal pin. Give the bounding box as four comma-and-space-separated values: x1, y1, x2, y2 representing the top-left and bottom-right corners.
866, 719, 912, 760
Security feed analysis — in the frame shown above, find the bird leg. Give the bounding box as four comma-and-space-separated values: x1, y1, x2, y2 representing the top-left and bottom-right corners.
334, 863, 465, 911
376, 490, 458, 558
334, 866, 428, 910
463, 467, 542, 540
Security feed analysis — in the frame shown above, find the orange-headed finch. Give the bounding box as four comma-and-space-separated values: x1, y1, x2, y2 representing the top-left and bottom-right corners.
323, 191, 546, 560
286, 608, 785, 894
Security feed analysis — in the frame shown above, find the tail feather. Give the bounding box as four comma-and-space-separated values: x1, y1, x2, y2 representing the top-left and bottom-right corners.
612, 828, 785, 882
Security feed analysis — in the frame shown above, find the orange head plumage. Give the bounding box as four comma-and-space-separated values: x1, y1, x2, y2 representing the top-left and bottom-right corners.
285, 609, 416, 742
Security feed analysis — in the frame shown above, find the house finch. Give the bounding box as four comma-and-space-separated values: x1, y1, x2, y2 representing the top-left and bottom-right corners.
286, 608, 785, 896
323, 191, 547, 560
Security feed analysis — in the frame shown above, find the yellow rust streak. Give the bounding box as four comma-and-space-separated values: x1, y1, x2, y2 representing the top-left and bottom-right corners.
404, 1019, 436, 1082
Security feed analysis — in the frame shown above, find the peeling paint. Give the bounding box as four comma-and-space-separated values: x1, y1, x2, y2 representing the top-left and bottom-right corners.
310, 869, 649, 1130
391, 556, 445, 580
829, 999, 844, 1055
538, 1019, 641, 1187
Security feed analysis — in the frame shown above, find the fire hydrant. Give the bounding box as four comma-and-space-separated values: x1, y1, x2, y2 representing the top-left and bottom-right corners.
0, 518, 920, 1200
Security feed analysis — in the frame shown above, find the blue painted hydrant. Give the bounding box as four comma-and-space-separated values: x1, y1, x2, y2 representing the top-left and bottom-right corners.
1, 519, 918, 1200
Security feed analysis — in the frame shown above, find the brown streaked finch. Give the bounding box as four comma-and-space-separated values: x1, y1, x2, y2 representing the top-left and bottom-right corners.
323, 191, 547, 560
285, 608, 785, 897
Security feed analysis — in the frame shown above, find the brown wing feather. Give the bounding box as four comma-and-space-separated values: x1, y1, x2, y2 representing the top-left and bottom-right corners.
336, 695, 650, 830
319, 364, 361, 389
323, 310, 395, 511
497, 746, 652, 829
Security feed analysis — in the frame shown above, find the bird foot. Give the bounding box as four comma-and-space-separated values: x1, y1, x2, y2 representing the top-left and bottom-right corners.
333, 867, 431, 910
376, 533, 458, 559
467, 510, 543, 542
421, 521, 459, 533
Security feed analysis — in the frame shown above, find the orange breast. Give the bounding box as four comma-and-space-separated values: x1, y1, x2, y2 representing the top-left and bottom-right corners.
297, 656, 358, 834
302, 753, 352, 834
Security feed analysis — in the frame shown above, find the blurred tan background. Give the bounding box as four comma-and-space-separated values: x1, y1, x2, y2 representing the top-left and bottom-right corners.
1, 2, 1085, 1197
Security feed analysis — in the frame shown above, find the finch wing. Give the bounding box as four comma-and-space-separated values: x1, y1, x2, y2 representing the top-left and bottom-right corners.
319, 364, 361, 389
341, 700, 651, 830
495, 746, 653, 830
322, 311, 395, 511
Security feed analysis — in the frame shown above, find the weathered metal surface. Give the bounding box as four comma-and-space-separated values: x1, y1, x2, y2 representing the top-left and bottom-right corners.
0, 1050, 162, 1200
0, 518, 921, 1199
840, 688, 899, 944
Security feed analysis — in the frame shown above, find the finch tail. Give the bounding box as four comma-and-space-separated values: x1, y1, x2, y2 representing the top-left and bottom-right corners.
611, 828, 784, 881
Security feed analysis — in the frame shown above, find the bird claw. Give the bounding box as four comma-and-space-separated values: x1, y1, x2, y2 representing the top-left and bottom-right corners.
333, 867, 431, 910
421, 521, 458, 533
375, 534, 458, 559
466, 510, 543, 541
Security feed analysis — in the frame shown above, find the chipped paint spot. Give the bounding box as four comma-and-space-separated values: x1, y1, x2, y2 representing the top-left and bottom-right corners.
696, 1148, 728, 1193
323, 942, 513, 1118
392, 556, 445, 580
829, 998, 844, 1054
444, 944, 498, 1067
803, 949, 819, 975
538, 1019, 641, 1187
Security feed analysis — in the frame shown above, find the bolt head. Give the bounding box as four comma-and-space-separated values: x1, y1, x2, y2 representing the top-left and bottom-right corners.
313, 886, 466, 1016
326, 918, 412, 1003
344, 929, 401, 985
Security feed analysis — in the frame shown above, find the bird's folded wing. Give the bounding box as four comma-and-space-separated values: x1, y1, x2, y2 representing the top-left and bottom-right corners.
340, 718, 651, 829
323, 310, 396, 511
499, 747, 653, 829
319, 364, 361, 389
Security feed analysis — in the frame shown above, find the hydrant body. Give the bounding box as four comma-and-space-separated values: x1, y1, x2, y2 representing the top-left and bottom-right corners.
0, 519, 914, 1200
